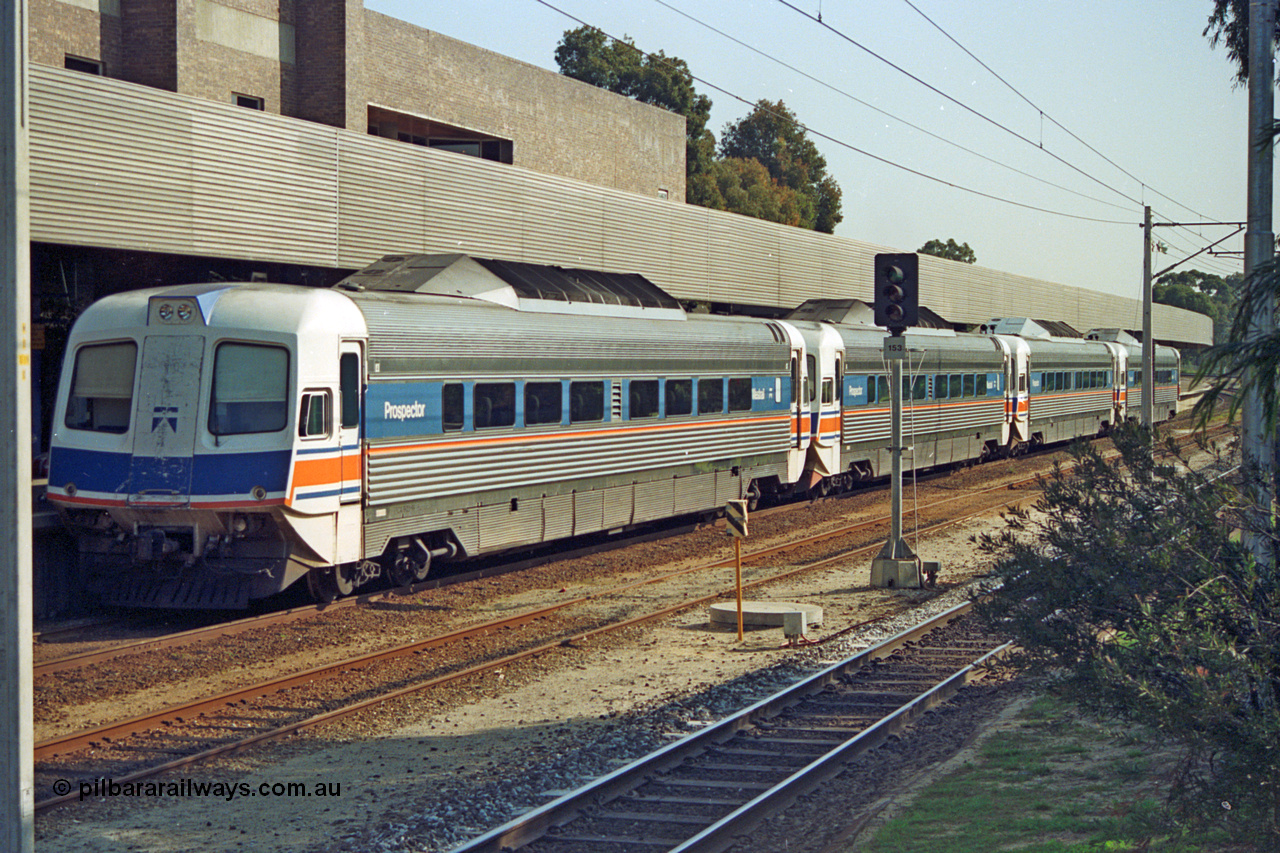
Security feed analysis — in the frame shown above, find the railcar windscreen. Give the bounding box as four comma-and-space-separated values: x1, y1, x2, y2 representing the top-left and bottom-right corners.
209, 343, 289, 435
65, 341, 137, 433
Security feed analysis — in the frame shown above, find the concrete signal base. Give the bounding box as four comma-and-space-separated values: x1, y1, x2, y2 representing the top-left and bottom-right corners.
708, 601, 823, 630
871, 557, 922, 589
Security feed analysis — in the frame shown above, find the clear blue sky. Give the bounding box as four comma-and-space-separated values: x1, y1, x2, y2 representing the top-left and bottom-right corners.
365, 0, 1253, 303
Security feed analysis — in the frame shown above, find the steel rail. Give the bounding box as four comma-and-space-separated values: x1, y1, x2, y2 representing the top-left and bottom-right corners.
446, 601, 1008, 853
34, 461, 1050, 761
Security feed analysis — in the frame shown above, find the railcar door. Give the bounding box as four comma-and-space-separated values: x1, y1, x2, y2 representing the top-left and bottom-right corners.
1005, 338, 1031, 444
127, 334, 205, 506
335, 342, 364, 563
338, 344, 362, 504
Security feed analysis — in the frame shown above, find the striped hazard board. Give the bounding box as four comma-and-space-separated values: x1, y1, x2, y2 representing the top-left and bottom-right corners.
725, 500, 748, 538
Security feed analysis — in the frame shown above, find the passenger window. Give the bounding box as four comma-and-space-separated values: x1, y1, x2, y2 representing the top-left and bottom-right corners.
299, 391, 331, 439
698, 378, 724, 414
570, 381, 604, 423
209, 343, 288, 435
666, 379, 693, 416
629, 380, 659, 419
65, 341, 137, 433
474, 382, 515, 429
340, 353, 360, 429
877, 376, 890, 404
934, 374, 948, 399
963, 375, 975, 398
806, 355, 816, 403
525, 381, 562, 426
976, 375, 987, 396
442, 383, 464, 431
728, 377, 752, 412
950, 375, 963, 399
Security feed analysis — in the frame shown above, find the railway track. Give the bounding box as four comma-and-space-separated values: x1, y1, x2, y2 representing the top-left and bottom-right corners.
34, 423, 1230, 813
33, 476, 1038, 813
34, 420, 1227, 678
447, 602, 1008, 853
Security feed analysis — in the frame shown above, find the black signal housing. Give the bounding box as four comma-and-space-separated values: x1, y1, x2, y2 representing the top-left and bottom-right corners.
873, 253, 919, 331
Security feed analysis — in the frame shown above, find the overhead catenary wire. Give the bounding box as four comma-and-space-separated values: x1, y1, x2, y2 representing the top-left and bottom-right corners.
643, 0, 1135, 216
896, 0, 1222, 226
771, 0, 1148, 210
531, 0, 1135, 225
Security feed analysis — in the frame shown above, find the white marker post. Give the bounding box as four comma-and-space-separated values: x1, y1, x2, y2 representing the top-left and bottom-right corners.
725, 500, 748, 641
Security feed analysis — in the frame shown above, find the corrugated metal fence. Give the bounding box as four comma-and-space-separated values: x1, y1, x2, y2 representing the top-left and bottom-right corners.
29, 66, 1211, 345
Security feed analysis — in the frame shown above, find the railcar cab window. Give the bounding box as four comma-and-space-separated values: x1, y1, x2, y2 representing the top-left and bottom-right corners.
570, 381, 604, 423
728, 378, 752, 412
209, 343, 288, 435
629, 380, 659, 419
698, 377, 724, 414
299, 391, 331, 438
65, 341, 137, 433
806, 355, 817, 403
666, 379, 693, 417
474, 382, 515, 429
525, 381, 562, 426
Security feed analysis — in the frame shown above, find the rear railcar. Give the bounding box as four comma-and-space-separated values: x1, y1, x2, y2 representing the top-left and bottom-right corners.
1126, 344, 1180, 423
354, 293, 795, 566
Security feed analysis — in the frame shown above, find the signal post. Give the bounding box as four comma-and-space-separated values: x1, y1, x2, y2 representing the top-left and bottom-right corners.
870, 254, 932, 589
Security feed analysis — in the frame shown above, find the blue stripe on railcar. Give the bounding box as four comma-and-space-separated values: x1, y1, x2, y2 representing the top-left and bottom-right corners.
48, 446, 291, 498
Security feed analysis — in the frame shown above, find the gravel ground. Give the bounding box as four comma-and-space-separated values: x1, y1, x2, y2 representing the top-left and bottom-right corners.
33, 426, 1229, 853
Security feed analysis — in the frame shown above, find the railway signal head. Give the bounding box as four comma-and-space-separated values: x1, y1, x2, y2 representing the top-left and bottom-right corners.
873, 253, 919, 331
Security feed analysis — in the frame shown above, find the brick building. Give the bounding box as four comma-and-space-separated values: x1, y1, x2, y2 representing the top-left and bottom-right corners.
30, 0, 687, 200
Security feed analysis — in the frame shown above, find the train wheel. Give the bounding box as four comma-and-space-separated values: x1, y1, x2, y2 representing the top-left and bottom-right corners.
330, 565, 355, 597
308, 565, 354, 601
389, 552, 430, 587
306, 567, 326, 601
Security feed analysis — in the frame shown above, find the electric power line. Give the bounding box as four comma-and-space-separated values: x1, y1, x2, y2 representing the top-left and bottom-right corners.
896, 0, 1224, 226
531, 0, 1135, 225
645, 0, 1135, 215
771, 0, 1147, 210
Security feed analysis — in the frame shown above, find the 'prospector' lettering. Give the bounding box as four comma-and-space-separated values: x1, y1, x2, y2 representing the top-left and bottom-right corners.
384, 401, 426, 421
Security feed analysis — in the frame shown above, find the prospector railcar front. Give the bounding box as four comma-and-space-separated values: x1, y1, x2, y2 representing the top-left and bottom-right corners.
46, 283, 368, 608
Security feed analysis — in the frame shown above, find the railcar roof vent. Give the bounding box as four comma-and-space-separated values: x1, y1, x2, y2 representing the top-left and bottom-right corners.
986, 317, 1055, 339
335, 253, 686, 320
1084, 328, 1140, 345
785, 298, 951, 329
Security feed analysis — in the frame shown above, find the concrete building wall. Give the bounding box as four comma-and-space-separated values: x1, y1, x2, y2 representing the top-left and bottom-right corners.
28, 0, 686, 198
359, 12, 685, 200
